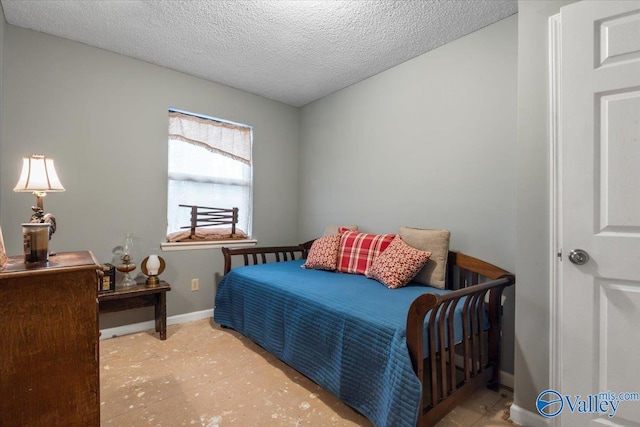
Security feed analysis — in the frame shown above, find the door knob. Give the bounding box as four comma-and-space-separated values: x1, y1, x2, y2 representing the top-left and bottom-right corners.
568, 249, 590, 265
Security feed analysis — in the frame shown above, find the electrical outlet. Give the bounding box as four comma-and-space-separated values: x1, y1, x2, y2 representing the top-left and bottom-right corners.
191, 278, 199, 291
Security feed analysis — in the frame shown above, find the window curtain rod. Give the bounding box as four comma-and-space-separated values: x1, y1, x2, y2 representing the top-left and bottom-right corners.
169, 108, 252, 130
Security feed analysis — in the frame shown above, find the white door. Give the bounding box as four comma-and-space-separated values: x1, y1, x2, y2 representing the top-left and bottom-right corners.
557, 1, 640, 426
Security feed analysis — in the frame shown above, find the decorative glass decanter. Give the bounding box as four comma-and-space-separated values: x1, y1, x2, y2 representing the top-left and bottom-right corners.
116, 233, 136, 287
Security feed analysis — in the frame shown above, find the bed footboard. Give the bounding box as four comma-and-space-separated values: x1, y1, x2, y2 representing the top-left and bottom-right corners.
407, 251, 515, 427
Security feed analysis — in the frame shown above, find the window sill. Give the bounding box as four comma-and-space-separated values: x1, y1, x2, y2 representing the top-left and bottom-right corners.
160, 239, 258, 252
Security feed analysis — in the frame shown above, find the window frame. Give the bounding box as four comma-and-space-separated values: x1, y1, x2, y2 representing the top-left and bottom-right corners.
161, 108, 257, 252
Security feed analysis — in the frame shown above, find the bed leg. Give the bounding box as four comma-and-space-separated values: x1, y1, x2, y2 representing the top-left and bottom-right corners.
487, 289, 503, 391
487, 364, 500, 392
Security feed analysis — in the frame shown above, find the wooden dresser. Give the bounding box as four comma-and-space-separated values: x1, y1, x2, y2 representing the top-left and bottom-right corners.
0, 251, 100, 426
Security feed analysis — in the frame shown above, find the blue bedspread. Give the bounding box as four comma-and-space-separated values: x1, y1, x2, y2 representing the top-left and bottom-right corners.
214, 260, 457, 427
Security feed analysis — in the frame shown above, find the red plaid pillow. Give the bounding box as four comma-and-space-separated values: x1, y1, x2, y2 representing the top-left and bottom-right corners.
337, 230, 395, 275
301, 233, 341, 271
366, 236, 432, 289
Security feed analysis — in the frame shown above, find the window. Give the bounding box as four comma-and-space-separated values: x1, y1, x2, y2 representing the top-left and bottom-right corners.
166, 109, 253, 240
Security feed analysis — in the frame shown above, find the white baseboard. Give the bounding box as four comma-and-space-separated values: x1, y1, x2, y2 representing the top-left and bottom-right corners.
510, 403, 550, 427
500, 370, 514, 390
99, 308, 213, 341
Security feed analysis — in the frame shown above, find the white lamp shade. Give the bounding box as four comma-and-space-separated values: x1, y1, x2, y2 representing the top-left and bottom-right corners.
13, 155, 65, 192
146, 254, 161, 275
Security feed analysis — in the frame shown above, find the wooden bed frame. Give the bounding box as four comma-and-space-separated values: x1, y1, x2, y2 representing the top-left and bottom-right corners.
222, 241, 515, 427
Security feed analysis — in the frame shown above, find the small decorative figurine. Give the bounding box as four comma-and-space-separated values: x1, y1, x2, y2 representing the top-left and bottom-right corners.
30, 206, 57, 239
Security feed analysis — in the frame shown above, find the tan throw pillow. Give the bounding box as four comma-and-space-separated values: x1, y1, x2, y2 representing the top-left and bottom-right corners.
398, 227, 450, 289
322, 224, 358, 236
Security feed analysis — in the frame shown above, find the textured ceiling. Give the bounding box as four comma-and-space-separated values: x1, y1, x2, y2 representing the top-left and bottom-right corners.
1, 0, 517, 107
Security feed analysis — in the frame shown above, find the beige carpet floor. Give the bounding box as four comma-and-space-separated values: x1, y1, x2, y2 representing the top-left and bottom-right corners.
100, 318, 516, 426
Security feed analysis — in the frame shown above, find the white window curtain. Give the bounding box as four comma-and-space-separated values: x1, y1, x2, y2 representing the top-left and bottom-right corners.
167, 111, 253, 236
168, 112, 251, 165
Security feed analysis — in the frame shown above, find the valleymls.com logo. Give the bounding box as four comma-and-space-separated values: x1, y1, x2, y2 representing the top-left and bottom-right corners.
537, 390, 564, 418
537, 389, 640, 418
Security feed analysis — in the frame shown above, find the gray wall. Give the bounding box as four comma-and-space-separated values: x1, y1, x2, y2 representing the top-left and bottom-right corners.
299, 16, 518, 373
1, 9, 525, 384
514, 0, 576, 415
0, 25, 300, 328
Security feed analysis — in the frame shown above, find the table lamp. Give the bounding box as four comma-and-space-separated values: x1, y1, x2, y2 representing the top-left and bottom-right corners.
13, 155, 65, 257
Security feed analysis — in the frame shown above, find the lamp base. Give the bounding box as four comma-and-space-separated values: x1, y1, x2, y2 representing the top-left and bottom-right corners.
22, 223, 50, 263
145, 275, 160, 287
116, 262, 136, 287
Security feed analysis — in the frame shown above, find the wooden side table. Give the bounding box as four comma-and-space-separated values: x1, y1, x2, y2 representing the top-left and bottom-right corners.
98, 279, 171, 340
